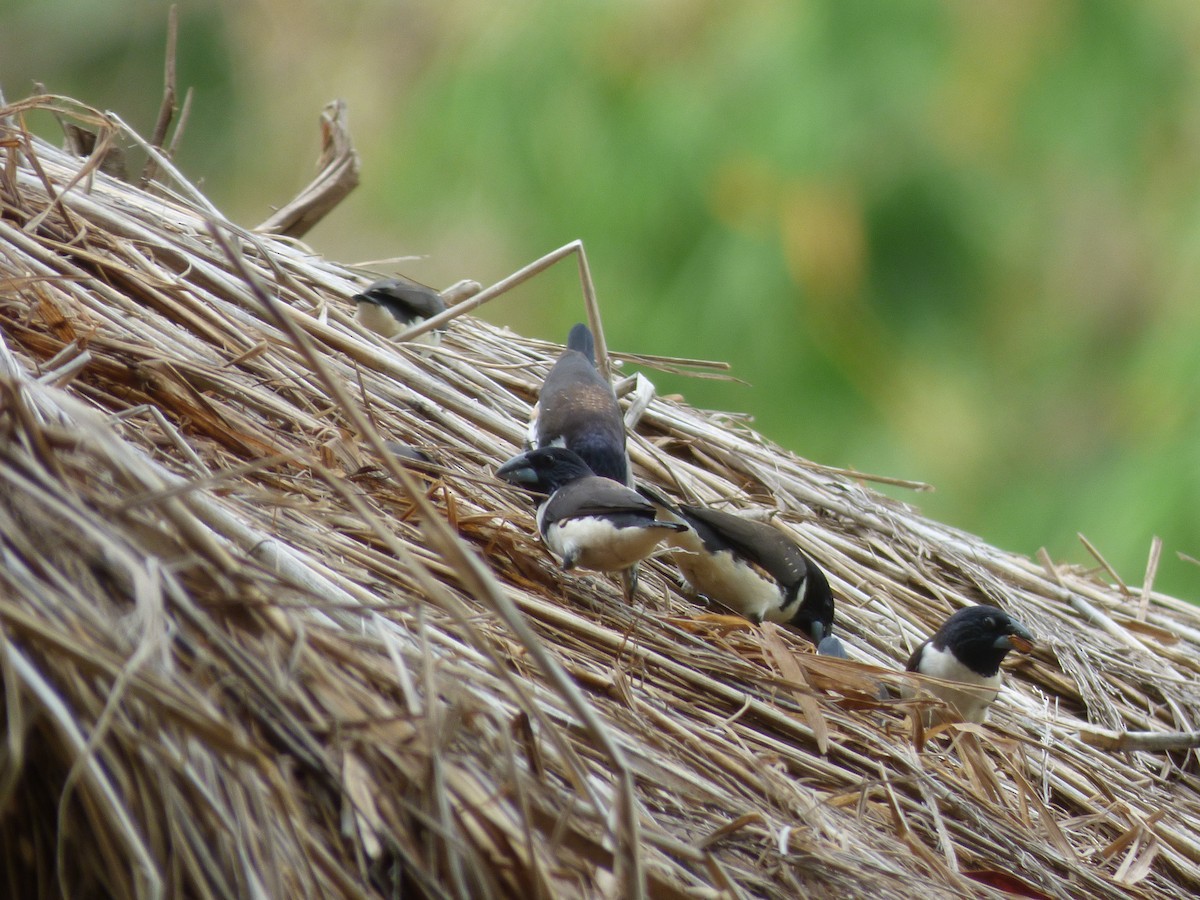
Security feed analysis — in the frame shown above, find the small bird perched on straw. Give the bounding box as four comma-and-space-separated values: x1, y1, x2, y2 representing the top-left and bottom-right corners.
527, 323, 630, 487
353, 277, 446, 346
642, 491, 846, 656
905, 604, 1035, 724
496, 447, 685, 598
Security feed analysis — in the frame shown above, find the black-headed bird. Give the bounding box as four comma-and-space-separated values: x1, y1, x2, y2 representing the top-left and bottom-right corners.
353, 278, 447, 346
496, 447, 684, 598
527, 323, 630, 486
905, 604, 1034, 724
647, 496, 844, 655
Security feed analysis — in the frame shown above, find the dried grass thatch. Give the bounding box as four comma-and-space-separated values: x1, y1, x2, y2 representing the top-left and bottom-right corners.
2, 92, 1199, 900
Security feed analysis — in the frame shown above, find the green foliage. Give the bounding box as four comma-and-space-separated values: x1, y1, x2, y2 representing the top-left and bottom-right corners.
3, 0, 1196, 598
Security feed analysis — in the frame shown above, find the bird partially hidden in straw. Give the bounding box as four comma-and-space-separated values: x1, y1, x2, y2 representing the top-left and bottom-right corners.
353, 277, 447, 347
527, 323, 631, 486
496, 446, 686, 599
641, 488, 846, 657
905, 604, 1035, 725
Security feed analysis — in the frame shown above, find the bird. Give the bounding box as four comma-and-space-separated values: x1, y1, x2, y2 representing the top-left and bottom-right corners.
353, 277, 447, 346
904, 604, 1035, 724
527, 323, 630, 487
496, 447, 685, 597
642, 491, 844, 655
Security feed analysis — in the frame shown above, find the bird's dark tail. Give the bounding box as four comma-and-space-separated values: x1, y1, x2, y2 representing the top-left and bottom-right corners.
816, 635, 850, 658
635, 483, 692, 535
567, 323, 596, 364
635, 482, 681, 514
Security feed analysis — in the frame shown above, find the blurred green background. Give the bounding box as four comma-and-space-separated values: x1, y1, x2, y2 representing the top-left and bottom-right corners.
3, 0, 1197, 599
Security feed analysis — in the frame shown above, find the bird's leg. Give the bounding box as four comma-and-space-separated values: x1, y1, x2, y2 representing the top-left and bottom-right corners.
620, 565, 639, 601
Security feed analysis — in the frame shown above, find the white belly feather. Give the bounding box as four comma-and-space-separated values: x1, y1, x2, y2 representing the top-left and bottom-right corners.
544, 516, 669, 571
355, 304, 442, 348
913, 644, 1002, 724
668, 530, 782, 622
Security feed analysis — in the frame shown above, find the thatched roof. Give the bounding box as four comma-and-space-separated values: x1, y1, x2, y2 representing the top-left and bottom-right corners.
2, 92, 1199, 900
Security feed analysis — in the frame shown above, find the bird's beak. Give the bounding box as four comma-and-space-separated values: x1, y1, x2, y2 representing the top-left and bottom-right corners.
816, 634, 849, 659
495, 454, 536, 486
807, 620, 830, 645
995, 620, 1035, 653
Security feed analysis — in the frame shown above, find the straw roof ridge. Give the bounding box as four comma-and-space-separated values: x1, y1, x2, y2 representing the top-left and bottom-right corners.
2, 93, 1199, 899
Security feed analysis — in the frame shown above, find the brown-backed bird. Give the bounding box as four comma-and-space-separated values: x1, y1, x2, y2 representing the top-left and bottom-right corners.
497, 447, 684, 597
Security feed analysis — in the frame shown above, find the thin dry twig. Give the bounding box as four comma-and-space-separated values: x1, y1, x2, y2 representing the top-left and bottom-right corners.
139, 4, 179, 187
255, 100, 361, 238
1080, 728, 1200, 753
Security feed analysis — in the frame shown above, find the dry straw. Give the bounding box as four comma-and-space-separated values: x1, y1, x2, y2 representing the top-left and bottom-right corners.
2, 91, 1199, 900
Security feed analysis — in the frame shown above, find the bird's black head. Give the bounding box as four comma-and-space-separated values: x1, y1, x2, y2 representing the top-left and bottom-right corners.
790, 563, 836, 646
496, 446, 594, 495
932, 605, 1035, 678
